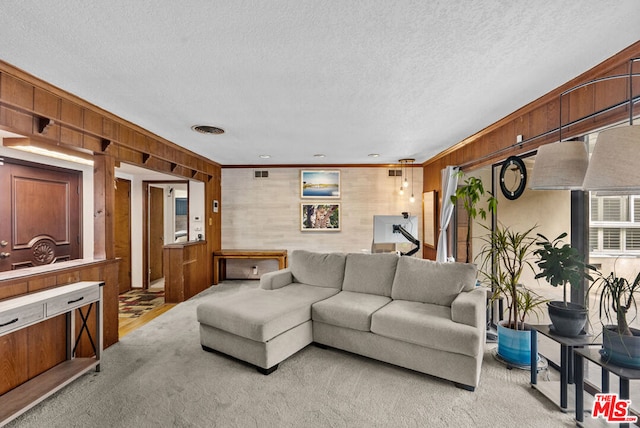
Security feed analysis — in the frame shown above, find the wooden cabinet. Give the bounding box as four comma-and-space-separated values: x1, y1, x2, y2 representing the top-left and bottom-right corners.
163, 241, 209, 303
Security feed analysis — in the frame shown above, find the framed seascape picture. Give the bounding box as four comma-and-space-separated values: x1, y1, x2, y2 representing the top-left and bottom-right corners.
301, 203, 341, 231
300, 170, 340, 199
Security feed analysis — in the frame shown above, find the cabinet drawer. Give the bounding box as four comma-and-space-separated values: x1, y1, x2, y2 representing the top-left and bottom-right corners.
46, 286, 100, 317
0, 303, 45, 335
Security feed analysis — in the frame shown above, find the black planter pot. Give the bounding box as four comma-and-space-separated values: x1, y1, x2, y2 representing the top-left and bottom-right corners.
547, 301, 588, 337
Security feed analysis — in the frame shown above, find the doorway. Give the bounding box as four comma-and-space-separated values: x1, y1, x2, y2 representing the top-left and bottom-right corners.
115, 177, 132, 293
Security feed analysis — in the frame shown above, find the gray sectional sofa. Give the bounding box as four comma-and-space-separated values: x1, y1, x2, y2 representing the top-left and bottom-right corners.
197, 250, 486, 390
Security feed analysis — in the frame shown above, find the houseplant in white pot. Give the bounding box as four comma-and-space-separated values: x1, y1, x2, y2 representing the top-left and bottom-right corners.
533, 232, 598, 337
592, 270, 640, 368
478, 223, 548, 366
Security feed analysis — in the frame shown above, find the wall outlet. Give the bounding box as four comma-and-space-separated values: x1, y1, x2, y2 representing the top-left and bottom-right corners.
252, 266, 258, 275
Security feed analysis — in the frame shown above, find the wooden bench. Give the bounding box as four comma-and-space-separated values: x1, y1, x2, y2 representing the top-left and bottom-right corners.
212, 249, 288, 285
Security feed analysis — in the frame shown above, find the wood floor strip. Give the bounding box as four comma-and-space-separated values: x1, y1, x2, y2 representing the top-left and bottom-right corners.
118, 304, 177, 338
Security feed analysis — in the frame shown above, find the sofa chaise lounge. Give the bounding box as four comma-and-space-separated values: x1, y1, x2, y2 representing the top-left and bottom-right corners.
197, 250, 485, 390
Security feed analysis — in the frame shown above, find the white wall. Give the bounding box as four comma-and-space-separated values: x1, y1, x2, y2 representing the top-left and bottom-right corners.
189, 181, 205, 241
222, 167, 422, 254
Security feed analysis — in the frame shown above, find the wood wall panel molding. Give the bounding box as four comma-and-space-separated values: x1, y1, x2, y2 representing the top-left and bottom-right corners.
0, 60, 220, 178
426, 41, 640, 171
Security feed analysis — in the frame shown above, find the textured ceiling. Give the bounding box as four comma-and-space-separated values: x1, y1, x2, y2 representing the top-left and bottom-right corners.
0, 1, 639, 166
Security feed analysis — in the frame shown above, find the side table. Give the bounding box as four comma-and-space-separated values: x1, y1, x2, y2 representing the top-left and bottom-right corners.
574, 347, 640, 427
530, 324, 599, 412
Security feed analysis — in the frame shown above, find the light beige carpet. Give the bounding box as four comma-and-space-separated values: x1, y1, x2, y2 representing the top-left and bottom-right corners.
7, 281, 576, 428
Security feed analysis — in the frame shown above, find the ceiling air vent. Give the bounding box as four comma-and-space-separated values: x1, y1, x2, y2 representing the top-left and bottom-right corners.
388, 169, 402, 177
254, 170, 269, 178
191, 125, 225, 135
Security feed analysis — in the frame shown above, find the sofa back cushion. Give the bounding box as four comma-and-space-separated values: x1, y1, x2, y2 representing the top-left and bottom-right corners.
342, 253, 399, 296
290, 250, 346, 289
391, 257, 477, 306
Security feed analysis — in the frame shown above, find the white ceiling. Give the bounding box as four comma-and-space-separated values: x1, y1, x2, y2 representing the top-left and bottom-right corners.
0, 1, 639, 166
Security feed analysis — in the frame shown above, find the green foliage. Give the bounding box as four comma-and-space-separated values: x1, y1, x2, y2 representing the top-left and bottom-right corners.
533, 232, 597, 305
450, 173, 498, 263
592, 270, 640, 337
478, 223, 548, 330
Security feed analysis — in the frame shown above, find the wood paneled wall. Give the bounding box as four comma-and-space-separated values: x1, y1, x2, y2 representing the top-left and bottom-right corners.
422, 41, 640, 260
0, 60, 222, 284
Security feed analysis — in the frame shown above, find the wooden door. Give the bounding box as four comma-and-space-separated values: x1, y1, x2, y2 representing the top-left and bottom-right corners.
0, 159, 80, 272
148, 186, 164, 283
115, 178, 132, 293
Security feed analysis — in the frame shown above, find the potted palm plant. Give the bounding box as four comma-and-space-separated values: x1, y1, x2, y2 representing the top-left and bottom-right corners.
478, 223, 548, 366
592, 270, 640, 368
450, 174, 498, 263
533, 232, 597, 337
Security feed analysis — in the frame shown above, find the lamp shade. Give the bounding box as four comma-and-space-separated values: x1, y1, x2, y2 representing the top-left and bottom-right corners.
582, 125, 640, 191
529, 140, 588, 190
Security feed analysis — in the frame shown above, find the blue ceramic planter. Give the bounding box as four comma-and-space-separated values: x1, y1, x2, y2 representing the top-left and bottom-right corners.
497, 322, 534, 366
602, 326, 640, 369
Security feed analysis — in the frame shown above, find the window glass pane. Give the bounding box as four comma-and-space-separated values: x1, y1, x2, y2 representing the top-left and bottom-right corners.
591, 197, 600, 221
589, 228, 599, 252
602, 228, 621, 250
626, 229, 640, 250
602, 197, 626, 222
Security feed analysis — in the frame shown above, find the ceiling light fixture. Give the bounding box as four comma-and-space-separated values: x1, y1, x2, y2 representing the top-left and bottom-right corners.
191, 125, 225, 135
259, 154, 271, 159
368, 153, 380, 158
3, 137, 94, 166
399, 158, 415, 201
313, 154, 326, 158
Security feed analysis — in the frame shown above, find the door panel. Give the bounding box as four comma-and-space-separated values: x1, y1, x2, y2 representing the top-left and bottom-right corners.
149, 186, 164, 282
0, 160, 80, 272
115, 178, 132, 293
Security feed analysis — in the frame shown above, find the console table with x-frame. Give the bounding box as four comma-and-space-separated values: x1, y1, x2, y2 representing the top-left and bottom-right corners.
0, 281, 104, 426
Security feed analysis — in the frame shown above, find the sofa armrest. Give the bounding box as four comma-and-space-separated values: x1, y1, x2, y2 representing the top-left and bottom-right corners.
451, 288, 486, 328
260, 268, 293, 290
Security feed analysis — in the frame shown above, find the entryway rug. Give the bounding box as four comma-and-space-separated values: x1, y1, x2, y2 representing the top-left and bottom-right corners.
118, 289, 165, 319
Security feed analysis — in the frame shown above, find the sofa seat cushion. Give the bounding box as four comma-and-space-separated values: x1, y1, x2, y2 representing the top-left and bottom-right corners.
342, 253, 399, 296
290, 250, 346, 289
311, 291, 391, 331
197, 284, 339, 342
370, 300, 482, 357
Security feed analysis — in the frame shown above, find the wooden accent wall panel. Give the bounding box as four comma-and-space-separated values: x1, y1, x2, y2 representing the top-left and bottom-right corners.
0, 329, 28, 395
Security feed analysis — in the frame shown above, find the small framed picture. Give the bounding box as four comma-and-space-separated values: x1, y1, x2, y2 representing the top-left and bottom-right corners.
301, 203, 341, 231
301, 170, 340, 199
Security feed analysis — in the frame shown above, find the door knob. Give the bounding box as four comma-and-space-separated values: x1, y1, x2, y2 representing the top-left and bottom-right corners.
0, 240, 7, 247
0, 252, 10, 259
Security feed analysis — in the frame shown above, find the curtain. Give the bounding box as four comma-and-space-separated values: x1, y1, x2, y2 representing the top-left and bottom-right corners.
436, 166, 459, 262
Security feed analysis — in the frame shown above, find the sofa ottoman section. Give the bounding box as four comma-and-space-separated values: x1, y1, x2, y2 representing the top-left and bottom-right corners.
197, 283, 339, 373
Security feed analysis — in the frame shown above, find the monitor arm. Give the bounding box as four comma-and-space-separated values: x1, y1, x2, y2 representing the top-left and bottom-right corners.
392, 224, 420, 257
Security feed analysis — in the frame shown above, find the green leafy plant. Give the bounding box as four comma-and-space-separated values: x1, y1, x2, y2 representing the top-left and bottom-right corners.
533, 232, 597, 305
593, 271, 640, 337
450, 173, 497, 263
477, 223, 548, 330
